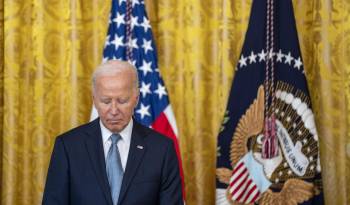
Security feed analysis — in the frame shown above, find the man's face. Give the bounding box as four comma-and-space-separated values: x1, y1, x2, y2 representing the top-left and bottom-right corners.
93, 69, 139, 133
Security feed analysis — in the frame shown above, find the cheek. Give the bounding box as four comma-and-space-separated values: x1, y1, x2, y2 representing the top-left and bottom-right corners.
122, 105, 132, 112
121, 104, 136, 115
96, 104, 110, 114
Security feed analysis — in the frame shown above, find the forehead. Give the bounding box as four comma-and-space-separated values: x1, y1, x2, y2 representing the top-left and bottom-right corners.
94, 62, 137, 81
95, 73, 136, 96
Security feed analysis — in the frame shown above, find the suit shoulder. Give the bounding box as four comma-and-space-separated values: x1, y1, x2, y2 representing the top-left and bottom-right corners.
135, 121, 174, 146
56, 119, 99, 142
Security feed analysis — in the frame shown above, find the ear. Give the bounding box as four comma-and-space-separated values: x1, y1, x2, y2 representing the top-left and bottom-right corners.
135, 92, 140, 106
134, 89, 140, 107
92, 93, 97, 106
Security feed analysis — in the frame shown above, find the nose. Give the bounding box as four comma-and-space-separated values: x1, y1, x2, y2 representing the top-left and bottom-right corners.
110, 101, 119, 115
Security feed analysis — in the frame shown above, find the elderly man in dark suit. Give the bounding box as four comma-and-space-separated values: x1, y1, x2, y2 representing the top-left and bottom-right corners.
42, 60, 183, 205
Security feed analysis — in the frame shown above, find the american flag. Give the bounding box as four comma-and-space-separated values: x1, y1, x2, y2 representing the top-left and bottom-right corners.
90, 0, 185, 196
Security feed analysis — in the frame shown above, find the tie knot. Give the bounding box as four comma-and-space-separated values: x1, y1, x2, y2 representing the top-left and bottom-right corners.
110, 134, 121, 145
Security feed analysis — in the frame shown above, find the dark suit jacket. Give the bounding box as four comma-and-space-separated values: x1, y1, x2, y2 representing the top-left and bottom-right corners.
42, 118, 183, 205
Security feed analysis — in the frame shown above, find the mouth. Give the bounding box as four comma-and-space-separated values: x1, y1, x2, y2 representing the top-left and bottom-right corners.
108, 119, 122, 123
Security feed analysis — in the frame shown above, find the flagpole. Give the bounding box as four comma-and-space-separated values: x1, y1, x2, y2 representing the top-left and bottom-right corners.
126, 0, 133, 61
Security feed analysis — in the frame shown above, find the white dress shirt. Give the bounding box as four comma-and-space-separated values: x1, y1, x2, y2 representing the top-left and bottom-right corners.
100, 119, 133, 171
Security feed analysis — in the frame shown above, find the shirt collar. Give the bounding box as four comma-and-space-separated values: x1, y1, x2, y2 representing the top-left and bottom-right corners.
100, 118, 133, 144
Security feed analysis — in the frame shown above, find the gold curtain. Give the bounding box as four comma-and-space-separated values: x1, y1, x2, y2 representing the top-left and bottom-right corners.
1, 0, 349, 205
1, 0, 110, 204
292, 1, 350, 204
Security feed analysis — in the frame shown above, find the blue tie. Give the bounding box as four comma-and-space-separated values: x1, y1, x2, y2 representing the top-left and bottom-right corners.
106, 134, 123, 205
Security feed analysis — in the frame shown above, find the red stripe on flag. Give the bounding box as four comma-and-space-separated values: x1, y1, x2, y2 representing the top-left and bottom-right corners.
243, 184, 256, 204
152, 112, 185, 198
230, 168, 247, 187
232, 162, 244, 175
248, 185, 260, 203
231, 173, 248, 196
236, 179, 253, 202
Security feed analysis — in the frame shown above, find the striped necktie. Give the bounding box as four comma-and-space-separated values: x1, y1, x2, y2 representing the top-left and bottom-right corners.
106, 133, 123, 205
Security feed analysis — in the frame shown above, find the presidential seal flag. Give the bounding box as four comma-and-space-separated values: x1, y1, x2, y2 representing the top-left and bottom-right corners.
215, 0, 324, 204
90, 0, 185, 198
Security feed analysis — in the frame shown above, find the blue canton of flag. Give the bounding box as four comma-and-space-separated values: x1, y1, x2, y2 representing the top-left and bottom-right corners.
215, 0, 324, 204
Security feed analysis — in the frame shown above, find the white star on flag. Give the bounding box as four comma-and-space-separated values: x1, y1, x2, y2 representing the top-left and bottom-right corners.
276, 49, 284, 62
239, 55, 248, 67
248, 51, 257, 64
284, 52, 293, 65
140, 82, 152, 97
112, 35, 124, 48
113, 12, 125, 27
128, 38, 138, 49
142, 39, 153, 54
136, 103, 151, 119
139, 60, 153, 76
258, 49, 267, 62
294, 57, 303, 70
154, 83, 167, 99
140, 17, 151, 33
131, 16, 139, 28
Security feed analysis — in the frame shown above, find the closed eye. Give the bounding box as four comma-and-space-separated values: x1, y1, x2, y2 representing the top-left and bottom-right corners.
101, 99, 111, 104
118, 97, 129, 104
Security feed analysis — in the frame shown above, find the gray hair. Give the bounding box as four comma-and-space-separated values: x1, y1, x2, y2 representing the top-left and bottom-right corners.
92, 60, 139, 93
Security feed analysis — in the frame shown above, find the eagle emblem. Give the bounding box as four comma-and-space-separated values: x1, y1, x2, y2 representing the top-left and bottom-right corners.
216, 83, 322, 205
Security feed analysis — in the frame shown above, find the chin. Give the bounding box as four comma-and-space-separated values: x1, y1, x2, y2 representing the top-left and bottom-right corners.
109, 125, 126, 133
104, 119, 128, 132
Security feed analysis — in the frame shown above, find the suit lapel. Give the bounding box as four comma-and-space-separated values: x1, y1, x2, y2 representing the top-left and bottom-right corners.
118, 121, 147, 204
84, 119, 113, 205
